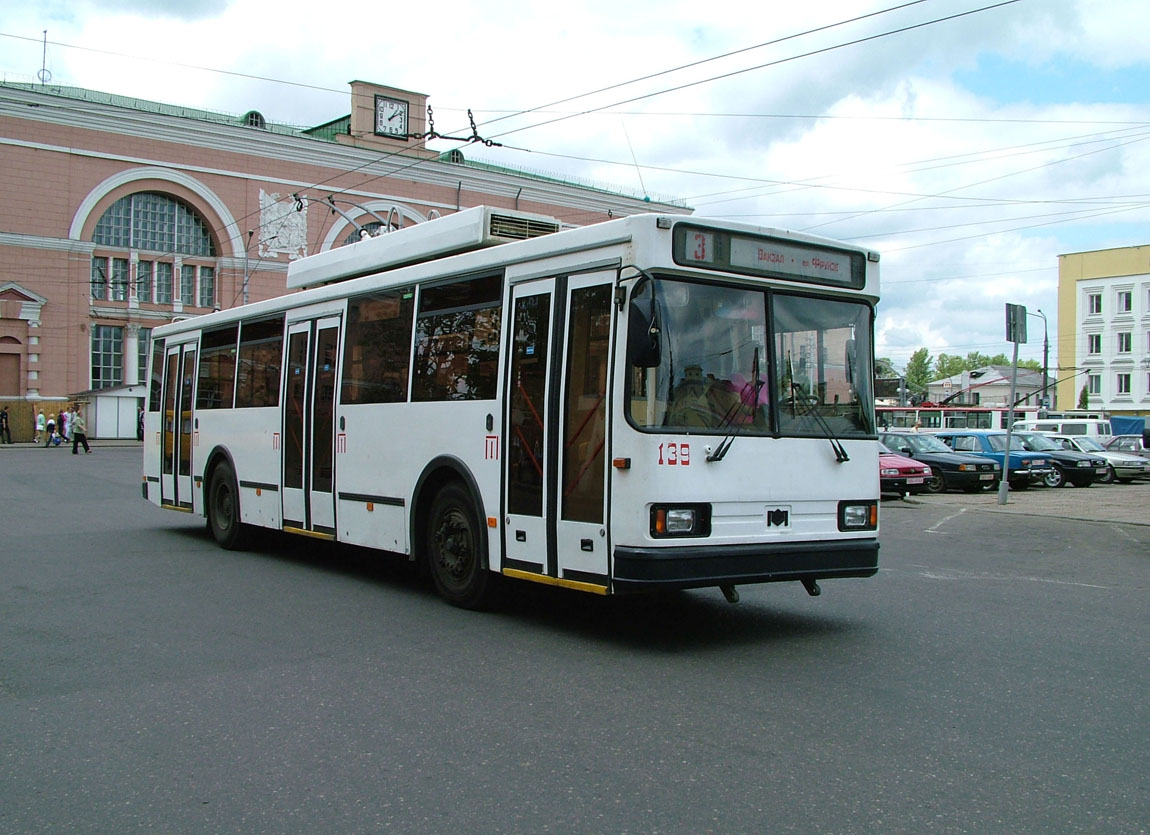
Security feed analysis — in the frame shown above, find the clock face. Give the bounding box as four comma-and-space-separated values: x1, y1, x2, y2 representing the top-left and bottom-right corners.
375, 96, 409, 138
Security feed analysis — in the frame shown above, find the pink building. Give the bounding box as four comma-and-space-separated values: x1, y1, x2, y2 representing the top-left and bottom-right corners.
0, 79, 685, 437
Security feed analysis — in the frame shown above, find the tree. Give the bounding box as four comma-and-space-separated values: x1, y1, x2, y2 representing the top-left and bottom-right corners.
934, 353, 965, 379
874, 356, 898, 378
1078, 384, 1090, 410
904, 348, 933, 393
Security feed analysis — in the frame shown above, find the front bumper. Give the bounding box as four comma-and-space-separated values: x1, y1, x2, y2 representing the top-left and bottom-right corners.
880, 475, 928, 495
612, 539, 879, 592
1009, 467, 1054, 483
943, 468, 999, 488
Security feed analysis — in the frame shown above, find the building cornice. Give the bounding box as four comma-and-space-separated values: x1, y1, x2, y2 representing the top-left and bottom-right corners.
1, 85, 690, 218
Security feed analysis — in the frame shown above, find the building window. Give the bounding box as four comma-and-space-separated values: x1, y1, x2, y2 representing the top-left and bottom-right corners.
1088, 374, 1101, 395
1117, 332, 1132, 353
137, 260, 153, 303
90, 191, 217, 310
1116, 373, 1131, 395
1117, 290, 1132, 313
1087, 333, 1101, 354
110, 258, 130, 302
155, 262, 173, 304
137, 328, 151, 385
199, 266, 216, 308
1088, 293, 1102, 315
91, 256, 108, 300
181, 265, 196, 305
94, 192, 215, 256
91, 325, 123, 389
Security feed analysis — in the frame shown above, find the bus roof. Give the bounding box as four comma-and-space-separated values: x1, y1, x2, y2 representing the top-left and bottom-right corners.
154, 210, 880, 339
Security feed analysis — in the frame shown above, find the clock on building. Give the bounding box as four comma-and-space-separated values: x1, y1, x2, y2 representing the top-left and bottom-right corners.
375, 95, 409, 138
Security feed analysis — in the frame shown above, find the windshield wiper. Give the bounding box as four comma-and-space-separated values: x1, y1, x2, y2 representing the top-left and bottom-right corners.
790, 382, 850, 463
707, 348, 763, 462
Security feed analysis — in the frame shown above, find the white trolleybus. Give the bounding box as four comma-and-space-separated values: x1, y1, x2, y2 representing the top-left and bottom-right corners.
143, 207, 881, 608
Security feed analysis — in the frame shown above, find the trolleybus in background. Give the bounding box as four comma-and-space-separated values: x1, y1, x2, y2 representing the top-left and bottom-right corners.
143, 207, 881, 608
877, 405, 1038, 431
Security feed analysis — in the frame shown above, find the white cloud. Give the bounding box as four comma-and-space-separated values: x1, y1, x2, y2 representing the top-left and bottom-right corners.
2, 0, 1148, 375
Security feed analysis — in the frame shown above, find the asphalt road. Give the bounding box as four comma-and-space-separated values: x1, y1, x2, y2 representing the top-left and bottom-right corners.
2, 446, 1147, 833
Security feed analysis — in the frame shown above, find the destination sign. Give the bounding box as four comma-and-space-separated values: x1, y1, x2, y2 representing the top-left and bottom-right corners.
672, 223, 866, 289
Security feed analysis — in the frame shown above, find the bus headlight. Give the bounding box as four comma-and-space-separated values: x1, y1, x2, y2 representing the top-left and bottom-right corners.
838, 500, 878, 531
650, 504, 712, 538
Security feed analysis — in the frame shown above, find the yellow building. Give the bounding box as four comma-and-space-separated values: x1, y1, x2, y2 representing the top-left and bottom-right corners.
1056, 245, 1150, 415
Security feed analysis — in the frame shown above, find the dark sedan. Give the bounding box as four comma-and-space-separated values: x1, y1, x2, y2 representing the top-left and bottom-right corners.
879, 431, 1001, 493
1015, 432, 1108, 488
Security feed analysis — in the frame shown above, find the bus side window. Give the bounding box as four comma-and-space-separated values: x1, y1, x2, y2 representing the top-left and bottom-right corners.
235, 317, 284, 408
342, 288, 415, 405
413, 274, 503, 402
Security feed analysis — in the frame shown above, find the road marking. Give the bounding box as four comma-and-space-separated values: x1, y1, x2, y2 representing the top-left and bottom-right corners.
924, 507, 966, 534
896, 566, 1113, 589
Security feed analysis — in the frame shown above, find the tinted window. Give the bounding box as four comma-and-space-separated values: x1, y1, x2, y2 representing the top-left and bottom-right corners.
341, 287, 414, 404
196, 326, 238, 409
412, 275, 503, 401
234, 317, 284, 408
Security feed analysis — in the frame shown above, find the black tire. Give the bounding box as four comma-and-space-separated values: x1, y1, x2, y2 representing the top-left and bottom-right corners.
426, 483, 497, 609
1099, 465, 1116, 484
925, 471, 948, 494
1009, 479, 1030, 491
1043, 467, 1065, 489
207, 461, 248, 550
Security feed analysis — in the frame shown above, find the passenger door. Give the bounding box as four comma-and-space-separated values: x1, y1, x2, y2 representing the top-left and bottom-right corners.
503, 272, 614, 590
160, 341, 197, 510
281, 314, 342, 537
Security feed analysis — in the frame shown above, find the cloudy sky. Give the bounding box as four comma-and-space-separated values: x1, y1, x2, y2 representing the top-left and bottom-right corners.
3, 0, 1148, 375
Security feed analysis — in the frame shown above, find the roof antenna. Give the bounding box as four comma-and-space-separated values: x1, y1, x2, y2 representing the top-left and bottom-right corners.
38, 31, 52, 86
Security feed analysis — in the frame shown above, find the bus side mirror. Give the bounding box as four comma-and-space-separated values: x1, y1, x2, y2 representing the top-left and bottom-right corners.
628, 301, 661, 368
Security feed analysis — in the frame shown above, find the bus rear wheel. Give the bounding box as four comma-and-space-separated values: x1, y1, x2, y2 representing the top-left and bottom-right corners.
426, 484, 497, 609
207, 461, 248, 550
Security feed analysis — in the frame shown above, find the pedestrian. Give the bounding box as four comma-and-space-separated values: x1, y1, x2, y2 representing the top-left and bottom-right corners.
137, 405, 144, 441
72, 406, 91, 454
44, 413, 57, 447
35, 408, 45, 443
60, 408, 71, 443
0, 405, 11, 444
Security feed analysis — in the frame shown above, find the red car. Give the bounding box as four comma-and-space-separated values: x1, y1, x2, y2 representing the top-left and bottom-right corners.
879, 443, 932, 497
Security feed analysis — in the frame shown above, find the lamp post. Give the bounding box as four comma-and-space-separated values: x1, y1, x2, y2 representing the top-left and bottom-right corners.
1029, 308, 1049, 413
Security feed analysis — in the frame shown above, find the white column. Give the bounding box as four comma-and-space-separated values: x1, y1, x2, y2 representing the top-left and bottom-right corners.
124, 323, 140, 387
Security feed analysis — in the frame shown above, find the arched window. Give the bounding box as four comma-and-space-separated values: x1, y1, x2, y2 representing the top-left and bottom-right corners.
93, 192, 216, 257
89, 192, 217, 308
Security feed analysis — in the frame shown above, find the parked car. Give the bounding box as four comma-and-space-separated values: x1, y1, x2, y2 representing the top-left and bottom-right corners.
879, 431, 1000, 493
1104, 434, 1150, 461
1013, 431, 1108, 488
1044, 434, 1150, 483
933, 430, 1054, 490
878, 443, 932, 497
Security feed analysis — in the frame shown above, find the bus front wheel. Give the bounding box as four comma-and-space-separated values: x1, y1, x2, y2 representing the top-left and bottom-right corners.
426, 483, 496, 609
207, 461, 248, 550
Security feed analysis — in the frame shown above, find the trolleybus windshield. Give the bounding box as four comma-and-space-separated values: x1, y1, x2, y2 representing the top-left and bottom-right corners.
628, 277, 874, 437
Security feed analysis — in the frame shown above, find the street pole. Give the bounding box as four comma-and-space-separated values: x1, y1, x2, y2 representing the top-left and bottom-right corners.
1039, 308, 1050, 411
998, 339, 1021, 505
1000, 303, 1027, 505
